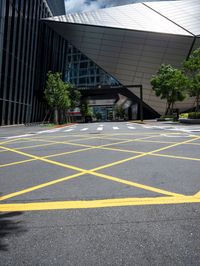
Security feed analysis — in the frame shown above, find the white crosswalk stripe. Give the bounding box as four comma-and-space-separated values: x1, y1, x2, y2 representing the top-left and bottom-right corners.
81, 128, 88, 131
64, 128, 74, 132
128, 126, 135, 129
126, 124, 133, 126
38, 129, 61, 133
113, 127, 119, 130
97, 127, 103, 131
142, 125, 153, 129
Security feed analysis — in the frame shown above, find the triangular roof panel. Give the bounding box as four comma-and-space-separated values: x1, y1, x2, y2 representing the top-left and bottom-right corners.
145, 0, 200, 36
45, 1, 193, 36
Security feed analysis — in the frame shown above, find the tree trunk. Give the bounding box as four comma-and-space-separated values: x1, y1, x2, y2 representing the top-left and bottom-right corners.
171, 102, 174, 115
196, 94, 200, 112
54, 108, 58, 124
165, 102, 171, 115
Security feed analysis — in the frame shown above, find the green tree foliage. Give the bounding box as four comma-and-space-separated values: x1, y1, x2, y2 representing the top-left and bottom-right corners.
80, 101, 93, 122
151, 65, 187, 115
183, 47, 200, 111
68, 86, 81, 109
114, 104, 125, 119
44, 72, 71, 124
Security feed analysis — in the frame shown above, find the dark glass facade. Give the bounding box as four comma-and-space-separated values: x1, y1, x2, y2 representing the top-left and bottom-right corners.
65, 44, 119, 88
0, 0, 66, 125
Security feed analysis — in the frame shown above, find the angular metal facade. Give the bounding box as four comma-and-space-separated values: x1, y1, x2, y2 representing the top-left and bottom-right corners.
45, 0, 200, 115
0, 0, 66, 125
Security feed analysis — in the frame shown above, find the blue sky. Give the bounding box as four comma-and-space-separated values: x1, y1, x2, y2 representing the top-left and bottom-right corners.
64, 0, 170, 13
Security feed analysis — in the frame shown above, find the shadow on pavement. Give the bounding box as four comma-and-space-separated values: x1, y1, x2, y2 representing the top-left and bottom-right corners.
0, 211, 26, 251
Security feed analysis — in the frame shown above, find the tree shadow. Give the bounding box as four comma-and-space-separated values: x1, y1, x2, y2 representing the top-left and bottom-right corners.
0, 211, 26, 251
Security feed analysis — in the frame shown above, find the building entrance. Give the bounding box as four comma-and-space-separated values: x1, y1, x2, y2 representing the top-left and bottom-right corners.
92, 106, 114, 121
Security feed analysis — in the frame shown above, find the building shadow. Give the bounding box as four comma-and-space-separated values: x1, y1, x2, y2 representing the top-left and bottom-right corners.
0, 211, 26, 251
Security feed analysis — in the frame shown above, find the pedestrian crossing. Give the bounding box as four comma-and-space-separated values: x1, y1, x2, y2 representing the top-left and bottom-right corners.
39, 123, 200, 134
61, 124, 136, 133
60, 123, 200, 134
4, 122, 200, 140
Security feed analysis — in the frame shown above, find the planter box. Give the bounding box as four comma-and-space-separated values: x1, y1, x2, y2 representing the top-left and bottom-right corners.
179, 118, 200, 124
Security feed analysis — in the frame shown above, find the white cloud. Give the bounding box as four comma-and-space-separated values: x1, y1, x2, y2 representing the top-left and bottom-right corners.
64, 0, 174, 13
64, 0, 135, 13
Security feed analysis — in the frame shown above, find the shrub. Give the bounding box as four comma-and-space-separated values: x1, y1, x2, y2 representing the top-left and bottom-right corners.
179, 113, 188, 119
188, 112, 200, 119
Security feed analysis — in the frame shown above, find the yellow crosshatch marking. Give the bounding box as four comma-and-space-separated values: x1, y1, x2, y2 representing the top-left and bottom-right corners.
0, 135, 157, 168
0, 132, 200, 212
1, 133, 200, 168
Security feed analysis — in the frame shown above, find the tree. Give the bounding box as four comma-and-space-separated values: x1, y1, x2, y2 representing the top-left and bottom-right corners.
114, 104, 125, 119
68, 86, 81, 109
183, 47, 200, 111
80, 101, 93, 122
44, 72, 71, 124
151, 64, 187, 115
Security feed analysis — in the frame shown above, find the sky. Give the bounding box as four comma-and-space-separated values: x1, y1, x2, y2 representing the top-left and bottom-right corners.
64, 0, 170, 13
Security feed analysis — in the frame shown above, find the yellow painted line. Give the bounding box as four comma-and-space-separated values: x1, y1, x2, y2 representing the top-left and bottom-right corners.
97, 136, 200, 146
0, 142, 57, 153
0, 142, 125, 169
31, 135, 105, 144
45, 147, 94, 158
0, 139, 39, 153
137, 139, 200, 146
93, 153, 149, 171
0, 153, 184, 201
12, 142, 59, 150
31, 135, 158, 161
20, 134, 127, 150
0, 172, 86, 201
88, 171, 183, 197
0, 147, 93, 168
1, 196, 200, 212
195, 191, 200, 197
66, 137, 154, 150
90, 136, 200, 172
95, 146, 143, 155
1, 135, 200, 169
28, 136, 131, 149
0, 168, 182, 201
31, 133, 101, 140
0, 159, 36, 168
0, 135, 157, 168
146, 135, 200, 154
0, 145, 85, 172
152, 153, 200, 162
0, 134, 198, 201
0, 138, 31, 146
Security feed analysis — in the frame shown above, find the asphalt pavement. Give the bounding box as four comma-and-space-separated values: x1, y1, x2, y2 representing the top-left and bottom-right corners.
0, 121, 200, 265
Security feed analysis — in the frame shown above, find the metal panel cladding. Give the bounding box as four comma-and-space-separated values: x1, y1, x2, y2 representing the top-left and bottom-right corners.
145, 0, 200, 36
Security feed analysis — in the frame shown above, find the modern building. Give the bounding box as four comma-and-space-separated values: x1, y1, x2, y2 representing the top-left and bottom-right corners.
45, 0, 200, 118
0, 0, 66, 125
1, 0, 200, 125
